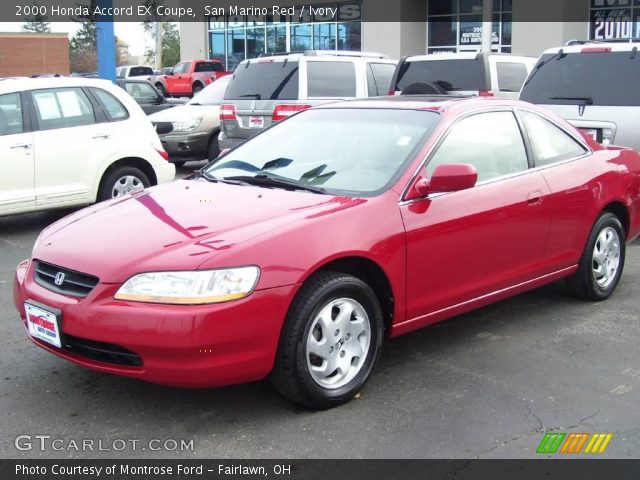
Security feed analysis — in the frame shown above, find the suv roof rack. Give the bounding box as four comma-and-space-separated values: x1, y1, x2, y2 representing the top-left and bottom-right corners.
566, 38, 640, 45
258, 50, 389, 59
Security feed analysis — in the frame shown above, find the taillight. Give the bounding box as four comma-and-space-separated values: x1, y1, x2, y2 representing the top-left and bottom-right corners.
479, 90, 494, 97
155, 147, 169, 161
387, 90, 396, 96
272, 104, 311, 122
220, 104, 237, 121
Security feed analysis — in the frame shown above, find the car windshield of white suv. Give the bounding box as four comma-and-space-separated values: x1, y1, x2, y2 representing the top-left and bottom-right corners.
520, 52, 640, 106
204, 108, 440, 196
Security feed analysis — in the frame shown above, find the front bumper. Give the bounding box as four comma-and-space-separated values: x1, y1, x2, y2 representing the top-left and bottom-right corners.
14, 259, 297, 388
159, 131, 210, 162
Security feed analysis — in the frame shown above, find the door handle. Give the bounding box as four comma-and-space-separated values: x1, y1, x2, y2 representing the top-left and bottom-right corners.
526, 190, 543, 206
10, 143, 32, 149
92, 133, 110, 140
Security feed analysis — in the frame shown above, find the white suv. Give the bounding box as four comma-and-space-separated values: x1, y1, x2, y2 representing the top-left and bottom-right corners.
0, 77, 175, 217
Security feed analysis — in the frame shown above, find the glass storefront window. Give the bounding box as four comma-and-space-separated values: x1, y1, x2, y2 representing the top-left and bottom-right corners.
207, 2, 362, 71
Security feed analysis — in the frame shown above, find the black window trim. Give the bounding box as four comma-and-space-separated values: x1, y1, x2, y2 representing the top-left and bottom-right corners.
27, 87, 99, 132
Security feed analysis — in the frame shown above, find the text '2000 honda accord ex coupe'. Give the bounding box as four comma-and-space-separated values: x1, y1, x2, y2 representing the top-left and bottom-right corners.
14, 96, 640, 408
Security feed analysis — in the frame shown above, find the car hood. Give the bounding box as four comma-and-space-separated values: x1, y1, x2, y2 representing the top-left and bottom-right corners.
148, 104, 219, 122
34, 180, 354, 283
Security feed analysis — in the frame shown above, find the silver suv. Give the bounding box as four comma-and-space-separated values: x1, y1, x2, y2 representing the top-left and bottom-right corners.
520, 40, 640, 150
218, 51, 398, 150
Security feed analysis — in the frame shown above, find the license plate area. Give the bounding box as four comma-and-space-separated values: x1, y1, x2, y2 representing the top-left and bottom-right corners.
248, 115, 264, 129
25, 301, 63, 348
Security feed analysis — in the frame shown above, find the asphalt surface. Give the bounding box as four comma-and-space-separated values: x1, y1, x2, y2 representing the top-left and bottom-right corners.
1, 164, 639, 459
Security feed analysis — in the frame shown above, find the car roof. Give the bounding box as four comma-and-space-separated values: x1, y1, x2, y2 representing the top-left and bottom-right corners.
316, 95, 533, 114
0, 76, 114, 94
542, 42, 640, 54
405, 52, 536, 62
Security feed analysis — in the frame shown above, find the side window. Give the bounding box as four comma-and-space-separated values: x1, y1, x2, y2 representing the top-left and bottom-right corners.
367, 63, 396, 96
521, 111, 587, 166
496, 62, 528, 92
90, 88, 129, 121
427, 111, 529, 183
124, 82, 158, 102
307, 61, 356, 98
173, 62, 188, 74
0, 93, 24, 136
32, 88, 95, 130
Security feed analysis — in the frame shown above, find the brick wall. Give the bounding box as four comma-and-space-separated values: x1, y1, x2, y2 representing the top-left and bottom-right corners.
0, 33, 70, 77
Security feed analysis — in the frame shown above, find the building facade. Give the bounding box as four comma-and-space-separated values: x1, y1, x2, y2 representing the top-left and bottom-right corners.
0, 33, 70, 77
180, 0, 639, 68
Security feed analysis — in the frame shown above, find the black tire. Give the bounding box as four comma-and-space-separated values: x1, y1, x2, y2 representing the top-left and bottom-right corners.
271, 271, 384, 409
172, 161, 187, 168
206, 132, 220, 161
155, 83, 166, 97
98, 166, 150, 202
566, 212, 626, 301
192, 83, 203, 96
401, 82, 447, 95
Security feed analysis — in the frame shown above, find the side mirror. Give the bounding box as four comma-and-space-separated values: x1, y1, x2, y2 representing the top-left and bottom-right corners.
405, 164, 478, 200
166, 69, 174, 76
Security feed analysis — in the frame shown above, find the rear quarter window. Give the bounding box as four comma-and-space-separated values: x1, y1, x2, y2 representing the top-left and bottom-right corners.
307, 61, 356, 97
496, 62, 528, 92
90, 88, 130, 121
367, 63, 396, 96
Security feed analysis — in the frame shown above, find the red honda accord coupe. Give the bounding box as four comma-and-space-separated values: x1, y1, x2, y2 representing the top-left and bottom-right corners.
14, 97, 640, 408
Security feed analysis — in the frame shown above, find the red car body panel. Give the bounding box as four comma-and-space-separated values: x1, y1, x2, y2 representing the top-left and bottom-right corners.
13, 97, 640, 387
154, 60, 231, 97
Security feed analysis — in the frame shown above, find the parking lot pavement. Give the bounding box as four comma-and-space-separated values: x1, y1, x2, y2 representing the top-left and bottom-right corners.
1, 206, 639, 459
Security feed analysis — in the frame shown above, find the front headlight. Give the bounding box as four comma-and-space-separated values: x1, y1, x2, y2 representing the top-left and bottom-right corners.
171, 118, 202, 132
114, 267, 260, 305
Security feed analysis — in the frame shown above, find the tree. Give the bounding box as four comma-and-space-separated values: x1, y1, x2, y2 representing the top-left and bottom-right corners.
144, 22, 181, 68
69, 0, 98, 72
21, 2, 51, 33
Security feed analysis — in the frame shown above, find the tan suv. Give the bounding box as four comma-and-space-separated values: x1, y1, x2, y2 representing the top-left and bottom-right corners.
219, 51, 398, 150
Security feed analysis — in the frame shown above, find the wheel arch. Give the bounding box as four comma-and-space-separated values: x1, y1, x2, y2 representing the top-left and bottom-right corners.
601, 200, 630, 238
300, 256, 395, 335
96, 157, 158, 200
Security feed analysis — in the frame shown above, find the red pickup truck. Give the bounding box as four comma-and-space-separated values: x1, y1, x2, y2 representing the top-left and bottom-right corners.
152, 60, 230, 97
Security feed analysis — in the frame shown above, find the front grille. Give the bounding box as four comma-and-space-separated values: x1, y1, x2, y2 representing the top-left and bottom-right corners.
153, 121, 173, 135
33, 261, 99, 298
62, 335, 143, 367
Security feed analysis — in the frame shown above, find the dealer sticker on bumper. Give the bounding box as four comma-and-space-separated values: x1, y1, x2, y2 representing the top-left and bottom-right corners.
25, 302, 62, 348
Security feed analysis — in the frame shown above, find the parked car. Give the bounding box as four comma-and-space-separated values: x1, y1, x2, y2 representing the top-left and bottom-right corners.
14, 96, 640, 407
389, 52, 536, 98
0, 77, 175, 216
519, 40, 640, 150
116, 65, 155, 79
152, 60, 230, 98
218, 50, 398, 150
116, 78, 174, 115
148, 75, 231, 166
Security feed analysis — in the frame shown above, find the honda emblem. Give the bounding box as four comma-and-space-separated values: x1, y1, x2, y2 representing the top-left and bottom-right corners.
54, 272, 65, 286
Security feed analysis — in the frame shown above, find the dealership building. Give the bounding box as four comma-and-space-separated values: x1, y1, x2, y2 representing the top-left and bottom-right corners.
180, 0, 640, 69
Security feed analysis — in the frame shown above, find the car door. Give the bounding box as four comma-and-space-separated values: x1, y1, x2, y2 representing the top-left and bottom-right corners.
400, 110, 553, 324
171, 62, 190, 94
0, 91, 35, 214
518, 109, 594, 269
29, 87, 118, 207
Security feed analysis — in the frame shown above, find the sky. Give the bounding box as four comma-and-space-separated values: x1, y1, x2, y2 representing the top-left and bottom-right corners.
0, 21, 152, 57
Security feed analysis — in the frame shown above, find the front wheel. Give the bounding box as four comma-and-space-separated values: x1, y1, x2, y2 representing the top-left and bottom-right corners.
566, 212, 625, 300
271, 271, 384, 409
98, 166, 150, 202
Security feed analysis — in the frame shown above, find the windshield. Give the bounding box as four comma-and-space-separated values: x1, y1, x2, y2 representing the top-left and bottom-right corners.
188, 76, 231, 105
520, 52, 640, 106
395, 59, 488, 92
204, 108, 440, 196
224, 61, 299, 100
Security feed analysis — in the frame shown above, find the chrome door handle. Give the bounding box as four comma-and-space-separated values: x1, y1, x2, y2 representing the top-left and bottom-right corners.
10, 143, 32, 149
92, 133, 110, 139
526, 190, 543, 206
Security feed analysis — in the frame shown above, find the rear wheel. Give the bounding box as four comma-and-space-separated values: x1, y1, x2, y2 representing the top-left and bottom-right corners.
155, 83, 166, 97
566, 212, 625, 300
271, 271, 384, 409
192, 83, 203, 95
98, 166, 150, 201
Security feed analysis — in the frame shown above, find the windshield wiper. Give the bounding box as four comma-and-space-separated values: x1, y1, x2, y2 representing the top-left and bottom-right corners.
522, 50, 566, 89
225, 174, 327, 194
194, 170, 249, 186
236, 93, 262, 99
189, 102, 202, 106
548, 96, 593, 104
